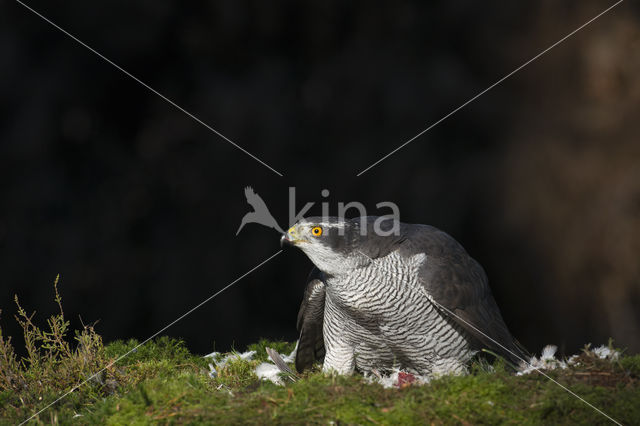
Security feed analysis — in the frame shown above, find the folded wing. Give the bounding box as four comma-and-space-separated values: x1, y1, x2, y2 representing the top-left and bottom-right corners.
294, 267, 326, 372
403, 225, 529, 365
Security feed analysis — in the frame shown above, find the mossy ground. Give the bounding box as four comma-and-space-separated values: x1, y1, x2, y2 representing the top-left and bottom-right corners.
1, 282, 639, 424
0, 336, 638, 425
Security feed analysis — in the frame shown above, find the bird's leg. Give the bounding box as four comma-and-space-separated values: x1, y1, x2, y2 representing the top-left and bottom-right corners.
431, 357, 468, 378
322, 327, 356, 375
322, 295, 357, 375
322, 345, 355, 375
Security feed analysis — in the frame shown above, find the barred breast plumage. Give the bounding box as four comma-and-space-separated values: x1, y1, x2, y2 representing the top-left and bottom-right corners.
284, 216, 527, 376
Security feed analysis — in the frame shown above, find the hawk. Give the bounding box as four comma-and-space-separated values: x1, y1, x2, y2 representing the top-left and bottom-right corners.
281, 216, 527, 376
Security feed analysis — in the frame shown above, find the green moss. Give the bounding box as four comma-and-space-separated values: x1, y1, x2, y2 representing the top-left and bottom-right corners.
212, 355, 261, 391
619, 353, 640, 376
1, 282, 639, 424
3, 337, 639, 425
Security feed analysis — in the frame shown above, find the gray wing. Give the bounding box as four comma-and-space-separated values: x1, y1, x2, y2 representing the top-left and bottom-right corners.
401, 224, 528, 365
294, 267, 326, 372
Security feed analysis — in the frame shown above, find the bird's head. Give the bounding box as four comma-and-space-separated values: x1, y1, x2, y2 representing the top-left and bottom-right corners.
280, 216, 402, 276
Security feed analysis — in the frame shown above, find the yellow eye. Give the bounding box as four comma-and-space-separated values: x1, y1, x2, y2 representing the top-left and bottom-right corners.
311, 226, 323, 237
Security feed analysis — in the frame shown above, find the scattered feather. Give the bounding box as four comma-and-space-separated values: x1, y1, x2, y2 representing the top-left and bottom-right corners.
365, 368, 431, 389
205, 350, 256, 378
266, 347, 298, 382
517, 344, 620, 375
281, 341, 298, 363
592, 345, 620, 361
205, 350, 255, 367
541, 344, 558, 361
255, 362, 287, 385
215, 383, 234, 397
204, 342, 622, 386
252, 346, 298, 386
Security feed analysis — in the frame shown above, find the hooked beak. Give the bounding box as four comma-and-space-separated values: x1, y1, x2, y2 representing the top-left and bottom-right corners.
280, 225, 304, 247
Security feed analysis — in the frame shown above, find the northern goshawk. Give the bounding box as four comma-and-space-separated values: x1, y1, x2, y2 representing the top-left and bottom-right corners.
281, 216, 527, 376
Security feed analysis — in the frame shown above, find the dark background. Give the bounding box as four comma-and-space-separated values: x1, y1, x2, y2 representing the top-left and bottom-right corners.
1, 1, 639, 358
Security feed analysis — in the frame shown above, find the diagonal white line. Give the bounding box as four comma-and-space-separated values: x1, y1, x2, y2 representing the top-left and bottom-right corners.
356, 0, 624, 176
430, 300, 622, 425
387, 262, 624, 425
14, 0, 284, 177
19, 250, 283, 425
